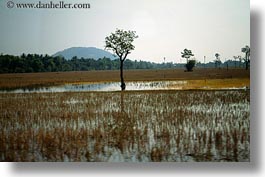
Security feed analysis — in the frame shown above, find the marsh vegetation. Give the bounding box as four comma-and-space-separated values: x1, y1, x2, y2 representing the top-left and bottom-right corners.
0, 90, 249, 162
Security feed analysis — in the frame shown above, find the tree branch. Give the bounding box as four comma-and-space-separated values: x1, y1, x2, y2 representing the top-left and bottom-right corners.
122, 51, 129, 61
114, 47, 122, 59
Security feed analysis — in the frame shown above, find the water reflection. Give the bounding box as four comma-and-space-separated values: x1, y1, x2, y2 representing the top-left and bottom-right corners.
0, 81, 187, 93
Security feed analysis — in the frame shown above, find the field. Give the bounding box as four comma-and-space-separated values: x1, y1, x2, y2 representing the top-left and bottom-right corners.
0, 90, 249, 162
0, 69, 250, 162
0, 68, 249, 90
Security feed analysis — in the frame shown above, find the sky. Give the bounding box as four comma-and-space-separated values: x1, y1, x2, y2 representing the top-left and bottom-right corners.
0, 0, 250, 63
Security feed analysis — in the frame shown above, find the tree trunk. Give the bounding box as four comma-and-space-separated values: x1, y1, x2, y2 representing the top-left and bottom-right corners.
245, 53, 249, 70
120, 59, 126, 91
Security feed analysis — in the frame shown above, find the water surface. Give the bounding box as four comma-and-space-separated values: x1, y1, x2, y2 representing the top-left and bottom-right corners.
1, 81, 187, 93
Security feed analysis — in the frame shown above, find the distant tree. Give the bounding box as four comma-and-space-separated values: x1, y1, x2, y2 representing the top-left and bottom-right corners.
185, 60, 196, 72
241, 45, 250, 70
233, 55, 242, 68
71, 56, 79, 71
181, 49, 194, 63
238, 56, 242, 68
233, 56, 238, 68
62, 63, 72, 71
31, 58, 44, 72
54, 56, 64, 71
21, 53, 26, 59
181, 49, 194, 71
105, 29, 138, 90
214, 53, 221, 69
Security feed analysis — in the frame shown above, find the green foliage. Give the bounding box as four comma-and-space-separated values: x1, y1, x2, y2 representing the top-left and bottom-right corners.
0, 54, 177, 73
181, 49, 194, 61
185, 60, 196, 72
105, 29, 138, 61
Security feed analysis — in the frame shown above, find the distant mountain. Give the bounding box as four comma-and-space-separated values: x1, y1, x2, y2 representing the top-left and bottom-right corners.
53, 47, 117, 60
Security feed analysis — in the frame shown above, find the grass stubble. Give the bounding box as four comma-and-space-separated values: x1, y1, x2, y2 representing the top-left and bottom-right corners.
0, 90, 250, 162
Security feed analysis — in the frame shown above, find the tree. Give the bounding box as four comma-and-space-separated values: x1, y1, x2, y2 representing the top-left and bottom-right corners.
233, 56, 238, 68
181, 49, 194, 71
214, 53, 221, 69
241, 45, 250, 70
233, 55, 242, 68
185, 60, 196, 72
105, 29, 138, 90
238, 56, 243, 68
181, 49, 194, 63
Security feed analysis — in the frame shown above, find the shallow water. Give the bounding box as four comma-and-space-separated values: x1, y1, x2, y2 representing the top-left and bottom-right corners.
0, 90, 250, 162
0, 80, 249, 93
1, 81, 187, 93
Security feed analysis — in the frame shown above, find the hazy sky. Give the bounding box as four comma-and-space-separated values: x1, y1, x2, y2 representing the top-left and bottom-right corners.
0, 0, 250, 63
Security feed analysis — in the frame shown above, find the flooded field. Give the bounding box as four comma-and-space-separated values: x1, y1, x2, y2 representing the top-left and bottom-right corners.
0, 80, 248, 93
0, 90, 250, 162
0, 81, 187, 93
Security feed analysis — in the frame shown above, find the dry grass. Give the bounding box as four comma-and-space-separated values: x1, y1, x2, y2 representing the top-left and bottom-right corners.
181, 78, 250, 90
0, 90, 250, 162
0, 68, 250, 89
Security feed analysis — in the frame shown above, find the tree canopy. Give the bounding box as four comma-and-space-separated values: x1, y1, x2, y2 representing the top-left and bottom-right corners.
181, 49, 194, 61
105, 29, 138, 61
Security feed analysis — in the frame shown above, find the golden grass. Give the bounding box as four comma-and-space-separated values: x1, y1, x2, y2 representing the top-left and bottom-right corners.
0, 68, 250, 89
181, 78, 250, 90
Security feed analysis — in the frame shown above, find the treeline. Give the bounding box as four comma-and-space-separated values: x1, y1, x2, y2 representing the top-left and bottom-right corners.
0, 53, 246, 74
0, 54, 177, 73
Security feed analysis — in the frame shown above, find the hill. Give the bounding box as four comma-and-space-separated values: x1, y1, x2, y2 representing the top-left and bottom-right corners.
53, 47, 116, 60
